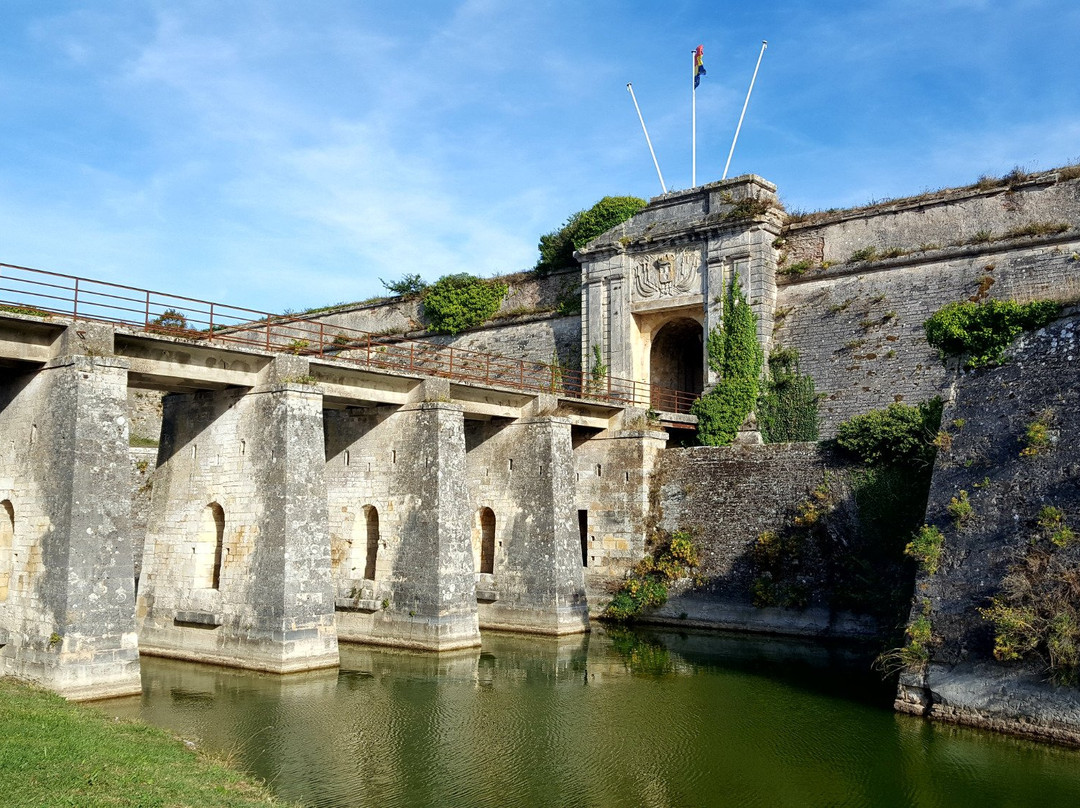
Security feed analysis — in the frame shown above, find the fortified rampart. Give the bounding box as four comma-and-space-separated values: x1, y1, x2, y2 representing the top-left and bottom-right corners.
894, 310, 1080, 745
2, 167, 1079, 746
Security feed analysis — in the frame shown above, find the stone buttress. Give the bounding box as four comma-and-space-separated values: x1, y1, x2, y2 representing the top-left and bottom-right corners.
464, 396, 589, 634
0, 323, 141, 699
324, 381, 480, 650
136, 355, 339, 672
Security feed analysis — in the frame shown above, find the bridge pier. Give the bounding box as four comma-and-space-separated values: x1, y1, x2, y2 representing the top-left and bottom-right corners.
574, 417, 669, 583
0, 323, 141, 699
325, 388, 481, 651
136, 356, 339, 673
464, 398, 589, 635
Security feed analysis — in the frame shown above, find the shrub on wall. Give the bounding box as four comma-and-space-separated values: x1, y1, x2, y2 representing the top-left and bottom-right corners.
829, 399, 944, 625
420, 274, 508, 335
924, 299, 1060, 368
757, 346, 820, 443
691, 279, 763, 446
603, 531, 700, 622
535, 196, 647, 274
834, 399, 943, 468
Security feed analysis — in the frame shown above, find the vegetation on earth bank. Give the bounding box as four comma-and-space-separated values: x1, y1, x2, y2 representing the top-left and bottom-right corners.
0, 678, 290, 806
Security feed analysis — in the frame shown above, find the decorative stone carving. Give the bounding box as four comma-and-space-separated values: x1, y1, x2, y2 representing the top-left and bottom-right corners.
632, 249, 702, 301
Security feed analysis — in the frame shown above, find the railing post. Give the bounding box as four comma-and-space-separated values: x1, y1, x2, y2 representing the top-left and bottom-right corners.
366, 334, 371, 366
266, 321, 272, 351
144, 291, 151, 329
72, 277, 79, 320
485, 355, 490, 384
207, 302, 214, 338
318, 322, 325, 357
448, 347, 453, 378
409, 342, 414, 372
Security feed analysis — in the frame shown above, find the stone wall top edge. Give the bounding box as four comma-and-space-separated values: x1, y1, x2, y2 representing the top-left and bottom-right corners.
776, 230, 1080, 287
646, 174, 778, 206
783, 172, 1073, 233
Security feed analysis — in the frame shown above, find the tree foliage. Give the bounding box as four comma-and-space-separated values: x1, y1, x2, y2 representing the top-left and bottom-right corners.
421, 274, 508, 335
380, 273, 428, 297
691, 279, 763, 445
924, 299, 1060, 368
535, 196, 647, 274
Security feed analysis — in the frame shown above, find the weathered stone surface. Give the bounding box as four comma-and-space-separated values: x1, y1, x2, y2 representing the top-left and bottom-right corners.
648, 443, 876, 638
325, 402, 481, 650
900, 311, 1080, 741
464, 416, 588, 635
0, 331, 141, 699
137, 357, 339, 672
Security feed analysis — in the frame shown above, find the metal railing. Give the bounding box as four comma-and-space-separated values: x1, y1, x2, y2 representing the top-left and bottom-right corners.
0, 262, 700, 414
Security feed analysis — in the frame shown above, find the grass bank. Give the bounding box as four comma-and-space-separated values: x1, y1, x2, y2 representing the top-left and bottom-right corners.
0, 678, 290, 807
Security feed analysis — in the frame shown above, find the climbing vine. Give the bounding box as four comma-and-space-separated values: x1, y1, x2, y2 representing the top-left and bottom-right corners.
691, 278, 763, 445
757, 346, 820, 443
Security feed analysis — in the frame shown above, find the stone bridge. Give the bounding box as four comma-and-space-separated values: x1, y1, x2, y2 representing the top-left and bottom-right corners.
0, 272, 681, 699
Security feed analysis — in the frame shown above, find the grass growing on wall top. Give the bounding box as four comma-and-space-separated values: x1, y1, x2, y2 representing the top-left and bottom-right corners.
0, 679, 289, 807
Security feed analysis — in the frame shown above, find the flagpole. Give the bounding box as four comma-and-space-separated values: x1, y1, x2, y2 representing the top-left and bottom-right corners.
691, 49, 697, 188
722, 40, 767, 181
626, 83, 667, 194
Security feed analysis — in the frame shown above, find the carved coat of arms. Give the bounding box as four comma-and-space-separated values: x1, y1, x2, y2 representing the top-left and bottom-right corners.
632, 250, 702, 300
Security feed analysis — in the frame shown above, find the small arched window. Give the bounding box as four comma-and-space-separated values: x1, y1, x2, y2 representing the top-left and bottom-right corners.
195, 502, 225, 590
363, 506, 380, 581
478, 508, 495, 575
0, 500, 13, 603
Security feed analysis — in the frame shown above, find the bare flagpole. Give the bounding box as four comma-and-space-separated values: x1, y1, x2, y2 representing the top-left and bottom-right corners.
722, 40, 767, 181
626, 83, 667, 194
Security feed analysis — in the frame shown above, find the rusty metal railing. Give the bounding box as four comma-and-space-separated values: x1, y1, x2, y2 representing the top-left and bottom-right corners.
0, 262, 699, 414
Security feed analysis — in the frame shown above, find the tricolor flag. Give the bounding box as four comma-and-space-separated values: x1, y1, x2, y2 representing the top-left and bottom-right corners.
694, 44, 706, 88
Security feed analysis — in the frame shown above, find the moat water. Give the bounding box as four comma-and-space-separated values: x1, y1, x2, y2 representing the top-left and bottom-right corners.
97, 627, 1080, 807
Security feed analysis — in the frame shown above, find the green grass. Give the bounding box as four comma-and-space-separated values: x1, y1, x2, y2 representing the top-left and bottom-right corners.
0, 679, 290, 807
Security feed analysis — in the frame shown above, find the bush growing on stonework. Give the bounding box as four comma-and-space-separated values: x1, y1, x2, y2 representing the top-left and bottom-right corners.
535, 196, 647, 274
691, 279, 763, 446
420, 274, 508, 335
923, 299, 1060, 368
603, 531, 700, 622
980, 539, 1080, 685
834, 398, 943, 468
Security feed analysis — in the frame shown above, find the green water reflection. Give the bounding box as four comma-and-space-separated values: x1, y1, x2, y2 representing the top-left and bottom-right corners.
98, 628, 1080, 807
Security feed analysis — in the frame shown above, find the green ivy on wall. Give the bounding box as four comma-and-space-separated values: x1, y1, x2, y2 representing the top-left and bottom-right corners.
924, 299, 1060, 368
421, 274, 508, 335
758, 346, 820, 443
691, 277, 763, 445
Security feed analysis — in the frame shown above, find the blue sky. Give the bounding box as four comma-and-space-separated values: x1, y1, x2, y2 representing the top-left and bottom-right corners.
1, 1, 1077, 313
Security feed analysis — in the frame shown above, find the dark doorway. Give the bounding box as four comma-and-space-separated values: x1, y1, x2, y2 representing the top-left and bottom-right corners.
650, 318, 704, 406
